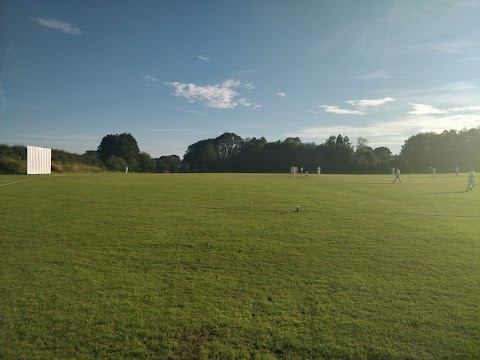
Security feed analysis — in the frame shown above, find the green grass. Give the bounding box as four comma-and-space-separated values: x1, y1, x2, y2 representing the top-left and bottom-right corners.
1, 173, 479, 359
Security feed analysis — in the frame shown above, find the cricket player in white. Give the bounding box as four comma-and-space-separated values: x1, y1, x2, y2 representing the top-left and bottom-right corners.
456, 166, 459, 176
125, 166, 129, 174
393, 168, 401, 183
317, 166, 321, 175
465, 170, 476, 191
431, 167, 436, 177
290, 166, 296, 177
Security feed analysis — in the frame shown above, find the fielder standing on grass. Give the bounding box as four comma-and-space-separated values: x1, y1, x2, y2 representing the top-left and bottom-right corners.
290, 165, 296, 177
465, 169, 476, 192
456, 166, 459, 176
393, 167, 402, 183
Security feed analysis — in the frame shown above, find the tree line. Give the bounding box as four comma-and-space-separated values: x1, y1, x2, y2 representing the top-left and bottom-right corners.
0, 133, 181, 174
181, 128, 480, 173
182, 132, 396, 173
1, 128, 479, 174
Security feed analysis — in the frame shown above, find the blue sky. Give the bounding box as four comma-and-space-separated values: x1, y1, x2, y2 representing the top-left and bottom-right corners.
1, 0, 480, 157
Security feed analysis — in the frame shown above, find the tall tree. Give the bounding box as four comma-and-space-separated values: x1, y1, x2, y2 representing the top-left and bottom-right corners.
373, 147, 392, 163
137, 152, 156, 172
97, 133, 140, 168
356, 137, 369, 149
214, 132, 242, 159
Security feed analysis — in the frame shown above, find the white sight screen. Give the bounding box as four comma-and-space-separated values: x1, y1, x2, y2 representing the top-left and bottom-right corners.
27, 146, 51, 175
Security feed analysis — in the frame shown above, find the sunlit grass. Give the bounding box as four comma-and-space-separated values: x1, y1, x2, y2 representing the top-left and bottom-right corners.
1, 173, 479, 359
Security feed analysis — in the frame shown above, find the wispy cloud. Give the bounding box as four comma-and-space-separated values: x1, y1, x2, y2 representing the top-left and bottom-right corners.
316, 26, 350, 55
355, 68, 389, 80
288, 113, 480, 142
307, 109, 319, 115
181, 109, 207, 116
450, 105, 480, 112
32, 17, 83, 35
164, 79, 259, 109
409, 103, 480, 114
143, 74, 161, 86
435, 81, 477, 92
243, 83, 255, 90
430, 41, 472, 53
346, 97, 395, 109
319, 105, 366, 115
0, 70, 7, 113
385, 80, 480, 107
275, 92, 286, 97
409, 103, 446, 115
197, 55, 211, 63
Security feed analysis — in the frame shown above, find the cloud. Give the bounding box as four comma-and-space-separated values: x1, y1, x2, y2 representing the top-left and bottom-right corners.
32, 17, 83, 35
197, 55, 211, 63
164, 79, 258, 109
430, 41, 472, 53
307, 109, 319, 115
450, 105, 480, 112
384, 80, 480, 107
275, 92, 286, 97
436, 81, 476, 92
408, 102, 480, 115
409, 103, 446, 115
143, 74, 161, 86
315, 26, 351, 55
242, 83, 255, 90
355, 68, 389, 80
346, 97, 395, 109
288, 113, 480, 141
319, 105, 366, 115
181, 109, 207, 116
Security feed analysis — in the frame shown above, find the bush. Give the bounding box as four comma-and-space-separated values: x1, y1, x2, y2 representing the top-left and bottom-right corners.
106, 155, 128, 171
0, 156, 26, 174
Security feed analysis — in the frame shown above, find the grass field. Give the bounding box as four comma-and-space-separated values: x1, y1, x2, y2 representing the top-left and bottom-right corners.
1, 173, 479, 359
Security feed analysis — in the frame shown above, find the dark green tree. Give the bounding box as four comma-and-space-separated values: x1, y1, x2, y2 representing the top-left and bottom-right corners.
373, 147, 392, 163
105, 155, 128, 171
138, 152, 156, 172
97, 133, 140, 168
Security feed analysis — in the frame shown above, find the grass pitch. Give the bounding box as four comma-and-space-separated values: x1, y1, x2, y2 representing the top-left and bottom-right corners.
1, 173, 479, 359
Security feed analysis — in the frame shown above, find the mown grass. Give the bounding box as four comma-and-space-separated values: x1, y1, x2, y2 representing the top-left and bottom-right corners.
0, 173, 479, 359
